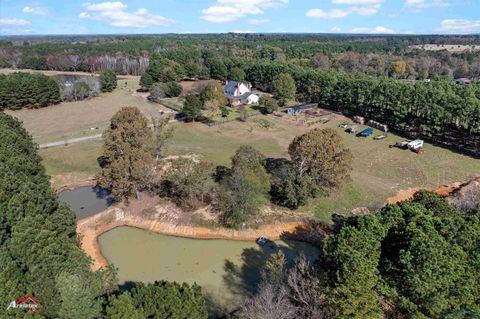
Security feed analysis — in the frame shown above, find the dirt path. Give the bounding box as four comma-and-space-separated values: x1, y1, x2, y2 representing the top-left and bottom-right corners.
77, 206, 310, 271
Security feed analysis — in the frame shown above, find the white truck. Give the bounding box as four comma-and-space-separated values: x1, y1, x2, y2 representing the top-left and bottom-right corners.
407, 139, 424, 150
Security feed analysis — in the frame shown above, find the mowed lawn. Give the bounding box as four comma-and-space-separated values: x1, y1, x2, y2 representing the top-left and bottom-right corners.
39, 113, 480, 221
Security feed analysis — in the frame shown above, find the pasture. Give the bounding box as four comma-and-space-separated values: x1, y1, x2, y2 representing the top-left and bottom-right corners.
409, 44, 480, 52
39, 114, 480, 220
6, 70, 479, 220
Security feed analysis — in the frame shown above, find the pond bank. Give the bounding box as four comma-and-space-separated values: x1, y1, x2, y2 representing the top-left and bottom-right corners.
77, 206, 311, 271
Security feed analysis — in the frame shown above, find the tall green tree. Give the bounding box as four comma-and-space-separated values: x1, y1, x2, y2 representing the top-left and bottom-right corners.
272, 73, 296, 105
181, 95, 203, 121
130, 281, 208, 319
96, 107, 155, 201
219, 146, 271, 227
106, 292, 144, 319
200, 81, 227, 107
100, 70, 117, 92
288, 128, 353, 190
259, 95, 279, 114
0, 113, 105, 318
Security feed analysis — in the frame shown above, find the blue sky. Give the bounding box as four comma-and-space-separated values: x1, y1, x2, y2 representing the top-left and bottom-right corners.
0, 0, 479, 35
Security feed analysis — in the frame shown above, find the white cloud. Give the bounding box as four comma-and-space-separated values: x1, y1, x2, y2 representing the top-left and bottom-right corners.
436, 19, 480, 33
0, 18, 30, 26
405, 0, 449, 11
249, 18, 269, 25
333, 0, 383, 3
306, 8, 350, 19
307, 0, 381, 19
231, 29, 255, 33
331, 26, 342, 32
22, 6, 47, 15
79, 2, 174, 28
351, 4, 381, 15
83, 2, 127, 11
351, 26, 395, 34
201, 0, 288, 23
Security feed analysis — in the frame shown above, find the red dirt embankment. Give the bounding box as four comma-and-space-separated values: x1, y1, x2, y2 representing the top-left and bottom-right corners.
77, 176, 480, 271
385, 181, 465, 204
77, 207, 310, 271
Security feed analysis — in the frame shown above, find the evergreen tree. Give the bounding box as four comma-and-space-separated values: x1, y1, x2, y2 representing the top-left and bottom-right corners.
272, 73, 296, 105
106, 292, 144, 319
96, 107, 155, 201
181, 95, 203, 121
100, 70, 117, 92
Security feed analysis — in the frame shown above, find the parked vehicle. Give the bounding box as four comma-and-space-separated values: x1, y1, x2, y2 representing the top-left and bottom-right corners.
360, 127, 374, 137
348, 125, 358, 133
407, 139, 424, 150
374, 134, 386, 140
391, 140, 411, 149
256, 236, 268, 246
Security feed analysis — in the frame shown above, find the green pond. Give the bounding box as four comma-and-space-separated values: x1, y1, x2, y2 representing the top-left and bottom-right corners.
98, 226, 320, 311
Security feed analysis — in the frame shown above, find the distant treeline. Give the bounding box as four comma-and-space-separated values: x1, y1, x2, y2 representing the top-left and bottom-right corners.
1, 34, 479, 79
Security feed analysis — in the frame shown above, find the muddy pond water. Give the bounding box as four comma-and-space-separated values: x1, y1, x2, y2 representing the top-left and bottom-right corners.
59, 186, 112, 219
98, 226, 320, 311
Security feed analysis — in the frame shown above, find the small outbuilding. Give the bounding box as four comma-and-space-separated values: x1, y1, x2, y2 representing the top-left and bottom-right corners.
286, 103, 318, 116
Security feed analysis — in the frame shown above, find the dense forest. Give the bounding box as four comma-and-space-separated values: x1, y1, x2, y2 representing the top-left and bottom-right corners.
0, 113, 208, 318
1, 34, 479, 79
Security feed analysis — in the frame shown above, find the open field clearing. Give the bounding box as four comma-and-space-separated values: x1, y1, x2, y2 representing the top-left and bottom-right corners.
39, 113, 480, 220
409, 44, 480, 52
4, 77, 168, 143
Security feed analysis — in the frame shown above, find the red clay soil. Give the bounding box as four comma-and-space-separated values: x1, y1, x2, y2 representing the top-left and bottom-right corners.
385, 182, 463, 204
76, 177, 480, 271
385, 177, 480, 204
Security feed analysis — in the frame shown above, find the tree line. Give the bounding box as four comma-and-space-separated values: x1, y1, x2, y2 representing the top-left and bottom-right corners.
0, 71, 117, 111
0, 72, 61, 110
0, 112, 208, 318
2, 34, 480, 80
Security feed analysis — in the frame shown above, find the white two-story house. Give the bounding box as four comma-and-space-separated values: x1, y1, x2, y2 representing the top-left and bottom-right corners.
224, 80, 260, 106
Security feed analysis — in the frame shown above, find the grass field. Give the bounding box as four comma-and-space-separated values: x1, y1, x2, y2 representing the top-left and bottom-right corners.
39, 113, 480, 221
409, 44, 480, 52
4, 76, 170, 144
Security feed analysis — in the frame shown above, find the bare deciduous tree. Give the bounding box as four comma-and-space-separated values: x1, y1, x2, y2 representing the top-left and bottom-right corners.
240, 283, 298, 319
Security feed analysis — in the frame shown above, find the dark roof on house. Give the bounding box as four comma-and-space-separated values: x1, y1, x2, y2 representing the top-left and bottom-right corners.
287, 103, 318, 111
225, 92, 254, 101
225, 81, 241, 92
